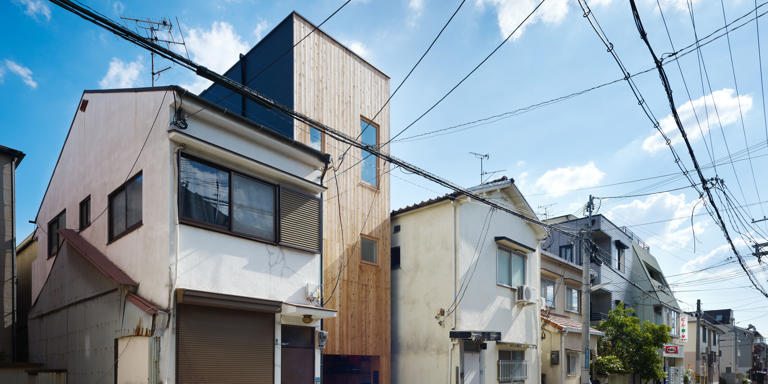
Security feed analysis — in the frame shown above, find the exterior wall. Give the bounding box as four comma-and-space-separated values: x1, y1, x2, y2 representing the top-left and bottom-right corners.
718, 324, 753, 384
0, 151, 16, 361
290, 12, 392, 382
391, 201, 454, 384
684, 318, 721, 384
32, 90, 175, 308
15, 234, 36, 361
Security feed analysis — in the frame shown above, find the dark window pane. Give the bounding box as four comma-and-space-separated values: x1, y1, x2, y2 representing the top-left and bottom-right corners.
126, 174, 142, 227
79, 196, 91, 230
309, 127, 322, 151
179, 156, 230, 228
361, 120, 377, 186
110, 189, 126, 239
232, 174, 275, 240
47, 211, 65, 257
361, 237, 377, 263
391, 246, 401, 269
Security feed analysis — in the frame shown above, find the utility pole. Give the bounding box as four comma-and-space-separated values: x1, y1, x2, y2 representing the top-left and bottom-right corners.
581, 195, 594, 384
696, 299, 702, 383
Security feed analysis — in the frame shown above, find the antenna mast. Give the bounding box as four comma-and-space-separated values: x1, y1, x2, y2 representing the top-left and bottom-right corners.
469, 152, 505, 184
120, 16, 190, 86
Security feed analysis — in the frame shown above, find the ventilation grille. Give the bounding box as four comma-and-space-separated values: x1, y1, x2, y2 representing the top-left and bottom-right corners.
279, 188, 321, 252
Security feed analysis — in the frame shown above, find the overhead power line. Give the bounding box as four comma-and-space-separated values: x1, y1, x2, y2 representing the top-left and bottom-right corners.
628, 0, 768, 298
49, 0, 585, 243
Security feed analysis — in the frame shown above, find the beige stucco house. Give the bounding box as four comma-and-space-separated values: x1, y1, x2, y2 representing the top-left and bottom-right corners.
27, 85, 334, 383
391, 177, 546, 384
540, 249, 602, 384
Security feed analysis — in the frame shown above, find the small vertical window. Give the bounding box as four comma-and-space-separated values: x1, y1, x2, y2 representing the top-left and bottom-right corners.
231, 173, 275, 241
47, 210, 66, 258
109, 173, 143, 241
391, 246, 401, 269
566, 351, 579, 376
79, 196, 91, 230
566, 287, 580, 313
497, 248, 526, 287
541, 279, 555, 308
361, 236, 378, 264
360, 118, 378, 186
617, 247, 625, 272
309, 126, 323, 152
559, 245, 573, 263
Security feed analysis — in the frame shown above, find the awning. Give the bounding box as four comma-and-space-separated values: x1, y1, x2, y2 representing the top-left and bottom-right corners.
494, 236, 535, 253
281, 302, 337, 319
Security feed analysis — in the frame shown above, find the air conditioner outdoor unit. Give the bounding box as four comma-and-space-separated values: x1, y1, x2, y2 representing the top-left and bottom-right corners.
516, 285, 535, 305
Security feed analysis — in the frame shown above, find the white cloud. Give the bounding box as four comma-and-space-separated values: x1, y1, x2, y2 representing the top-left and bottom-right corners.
653, 0, 699, 12
477, 0, 611, 39
99, 57, 144, 89
534, 162, 605, 197
113, 1, 125, 15
181, 21, 249, 93
642, 88, 752, 153
344, 40, 371, 59
15, 0, 51, 21
5, 60, 37, 88
253, 20, 269, 41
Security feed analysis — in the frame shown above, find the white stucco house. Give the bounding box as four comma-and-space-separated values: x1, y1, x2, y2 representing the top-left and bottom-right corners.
27, 86, 335, 383
390, 177, 547, 384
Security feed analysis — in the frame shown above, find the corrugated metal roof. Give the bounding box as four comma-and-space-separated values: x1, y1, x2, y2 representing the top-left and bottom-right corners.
59, 229, 138, 287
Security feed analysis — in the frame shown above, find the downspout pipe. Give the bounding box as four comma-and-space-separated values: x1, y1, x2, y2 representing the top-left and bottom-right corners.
562, 329, 568, 384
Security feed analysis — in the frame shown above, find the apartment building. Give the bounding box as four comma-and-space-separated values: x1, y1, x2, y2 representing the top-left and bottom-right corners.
28, 86, 333, 383
391, 177, 546, 384
201, 12, 392, 382
539, 249, 602, 384
705, 310, 756, 384
684, 314, 724, 384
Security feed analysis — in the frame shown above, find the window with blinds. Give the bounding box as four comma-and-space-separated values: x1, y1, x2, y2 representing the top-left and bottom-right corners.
279, 187, 321, 252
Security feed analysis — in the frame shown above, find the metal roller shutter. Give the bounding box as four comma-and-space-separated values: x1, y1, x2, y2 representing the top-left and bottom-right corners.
279, 187, 321, 252
177, 304, 274, 384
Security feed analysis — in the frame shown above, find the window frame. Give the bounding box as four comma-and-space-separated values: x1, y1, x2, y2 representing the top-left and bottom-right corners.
359, 116, 380, 189
79, 195, 91, 231
308, 125, 325, 152
360, 234, 379, 266
566, 351, 579, 376
541, 278, 555, 308
617, 247, 625, 272
47, 209, 66, 258
497, 247, 527, 288
559, 244, 574, 263
108, 172, 143, 243
566, 286, 580, 313
177, 153, 284, 246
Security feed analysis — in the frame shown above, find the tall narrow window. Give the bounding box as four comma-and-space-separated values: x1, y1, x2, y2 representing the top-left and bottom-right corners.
179, 156, 230, 228
361, 236, 378, 264
79, 195, 91, 230
617, 247, 625, 272
541, 279, 555, 308
559, 244, 573, 263
566, 351, 579, 376
108, 173, 142, 241
566, 287, 580, 313
47, 210, 66, 258
309, 126, 323, 152
360, 118, 378, 186
231, 173, 275, 241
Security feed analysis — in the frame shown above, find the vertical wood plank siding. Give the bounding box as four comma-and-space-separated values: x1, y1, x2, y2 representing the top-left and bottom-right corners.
292, 14, 391, 383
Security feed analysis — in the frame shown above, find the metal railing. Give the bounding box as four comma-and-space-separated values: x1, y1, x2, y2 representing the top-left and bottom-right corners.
498, 360, 528, 382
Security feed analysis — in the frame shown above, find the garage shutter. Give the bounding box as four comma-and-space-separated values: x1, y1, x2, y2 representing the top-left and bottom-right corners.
177, 304, 274, 384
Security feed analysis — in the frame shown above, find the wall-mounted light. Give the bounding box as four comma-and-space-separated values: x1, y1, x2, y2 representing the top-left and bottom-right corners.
302, 315, 313, 324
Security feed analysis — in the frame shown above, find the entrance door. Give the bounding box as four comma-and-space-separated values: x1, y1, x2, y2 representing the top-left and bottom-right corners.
281, 325, 314, 383
463, 350, 481, 384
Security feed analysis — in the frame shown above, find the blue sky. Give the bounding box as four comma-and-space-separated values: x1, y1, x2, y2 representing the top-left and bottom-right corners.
3, 0, 768, 331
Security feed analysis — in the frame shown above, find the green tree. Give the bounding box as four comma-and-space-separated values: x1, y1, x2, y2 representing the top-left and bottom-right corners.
594, 303, 671, 383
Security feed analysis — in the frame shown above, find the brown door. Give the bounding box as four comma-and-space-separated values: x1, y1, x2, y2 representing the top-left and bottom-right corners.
281, 325, 314, 383
177, 304, 274, 384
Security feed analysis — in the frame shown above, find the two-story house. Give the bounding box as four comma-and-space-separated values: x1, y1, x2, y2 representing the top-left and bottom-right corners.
200, 12, 392, 382
539, 249, 602, 384
684, 313, 724, 384
390, 177, 546, 384
752, 331, 767, 384
28, 85, 335, 383
705, 310, 756, 384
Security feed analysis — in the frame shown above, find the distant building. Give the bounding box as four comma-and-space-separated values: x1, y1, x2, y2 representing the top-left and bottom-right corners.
752, 331, 767, 384
684, 313, 724, 384
705, 309, 756, 384
390, 177, 547, 384
0, 145, 24, 362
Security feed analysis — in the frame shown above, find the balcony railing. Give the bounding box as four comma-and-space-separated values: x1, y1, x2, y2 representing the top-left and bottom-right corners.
498, 360, 528, 382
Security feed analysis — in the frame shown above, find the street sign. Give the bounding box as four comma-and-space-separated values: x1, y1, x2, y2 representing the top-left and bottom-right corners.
663, 344, 684, 358
680, 316, 688, 343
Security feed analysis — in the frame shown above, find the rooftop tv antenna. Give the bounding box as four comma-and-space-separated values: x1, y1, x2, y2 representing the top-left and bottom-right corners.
120, 16, 190, 86
469, 152, 505, 184
538, 203, 557, 220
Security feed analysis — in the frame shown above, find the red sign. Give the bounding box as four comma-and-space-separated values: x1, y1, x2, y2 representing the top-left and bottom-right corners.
665, 346, 679, 354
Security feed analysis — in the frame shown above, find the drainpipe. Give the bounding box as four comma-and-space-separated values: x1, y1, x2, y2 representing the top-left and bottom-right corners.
452, 198, 458, 329
562, 329, 568, 384
10, 154, 17, 361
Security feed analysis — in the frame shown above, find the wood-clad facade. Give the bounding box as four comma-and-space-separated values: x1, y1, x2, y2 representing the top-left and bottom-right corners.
291, 13, 392, 383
